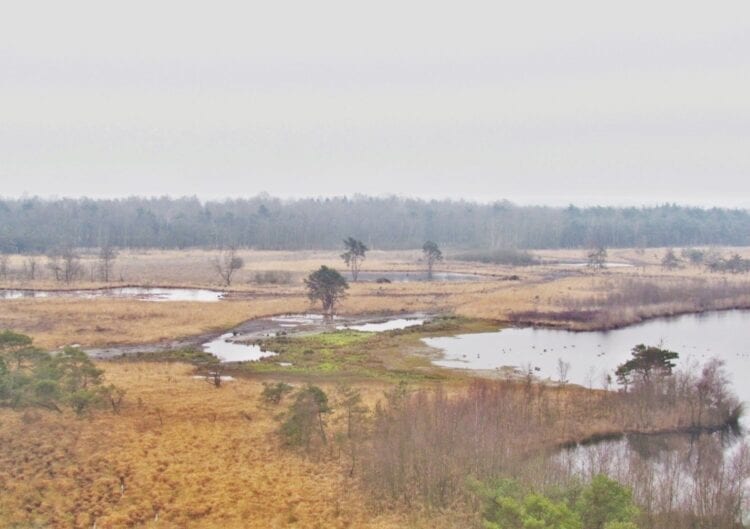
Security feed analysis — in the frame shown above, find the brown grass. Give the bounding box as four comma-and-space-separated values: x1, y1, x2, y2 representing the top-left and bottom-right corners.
2, 248, 750, 348
0, 362, 422, 529
0, 299, 307, 349
1, 359, 730, 529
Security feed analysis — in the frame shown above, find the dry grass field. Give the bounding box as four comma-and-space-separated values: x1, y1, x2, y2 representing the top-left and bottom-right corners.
2, 248, 750, 348
0, 359, 730, 529
0, 362, 425, 529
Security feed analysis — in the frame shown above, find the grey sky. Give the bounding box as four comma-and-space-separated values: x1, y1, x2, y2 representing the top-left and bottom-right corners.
1, 1, 749, 206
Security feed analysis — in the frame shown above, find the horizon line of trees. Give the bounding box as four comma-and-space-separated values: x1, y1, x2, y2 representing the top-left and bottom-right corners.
2, 195, 750, 253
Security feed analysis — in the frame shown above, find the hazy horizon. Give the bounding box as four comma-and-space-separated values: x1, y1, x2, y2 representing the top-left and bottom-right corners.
1, 1, 748, 206
1, 192, 749, 210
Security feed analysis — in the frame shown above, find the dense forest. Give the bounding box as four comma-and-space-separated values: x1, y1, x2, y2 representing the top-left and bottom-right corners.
1, 195, 749, 252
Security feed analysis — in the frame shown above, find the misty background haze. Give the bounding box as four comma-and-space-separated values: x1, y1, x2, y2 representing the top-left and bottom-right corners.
1, 1, 748, 207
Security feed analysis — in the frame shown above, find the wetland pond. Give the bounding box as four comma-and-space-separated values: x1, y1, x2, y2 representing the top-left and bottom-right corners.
0, 287, 225, 302
426, 310, 750, 490
424, 310, 750, 403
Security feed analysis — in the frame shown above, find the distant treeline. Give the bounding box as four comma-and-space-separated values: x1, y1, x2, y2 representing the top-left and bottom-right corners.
0, 195, 749, 252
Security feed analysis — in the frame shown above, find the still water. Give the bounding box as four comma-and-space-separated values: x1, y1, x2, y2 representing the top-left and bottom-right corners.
0, 287, 225, 302
425, 310, 750, 403
202, 333, 277, 362
340, 318, 425, 332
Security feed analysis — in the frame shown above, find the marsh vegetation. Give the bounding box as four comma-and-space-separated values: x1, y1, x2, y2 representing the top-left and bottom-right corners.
2, 243, 750, 528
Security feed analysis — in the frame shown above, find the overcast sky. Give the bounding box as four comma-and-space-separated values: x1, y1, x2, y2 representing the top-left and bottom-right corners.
1, 1, 748, 207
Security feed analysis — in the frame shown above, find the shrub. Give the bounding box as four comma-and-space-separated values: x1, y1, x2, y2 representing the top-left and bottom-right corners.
0, 331, 118, 416
261, 381, 293, 405
576, 475, 639, 529
253, 270, 293, 284
475, 476, 638, 529
455, 248, 539, 266
280, 385, 331, 451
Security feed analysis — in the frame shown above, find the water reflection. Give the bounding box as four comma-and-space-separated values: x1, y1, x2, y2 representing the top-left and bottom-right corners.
340, 318, 425, 332
424, 310, 750, 403
556, 428, 749, 519
202, 333, 277, 362
0, 287, 225, 302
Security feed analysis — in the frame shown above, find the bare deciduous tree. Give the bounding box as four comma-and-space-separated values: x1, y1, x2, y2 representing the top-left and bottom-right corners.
587, 246, 608, 270
47, 246, 82, 283
557, 358, 570, 387
23, 257, 38, 281
661, 248, 681, 270
98, 244, 118, 282
335, 384, 370, 476
213, 247, 244, 287
0, 254, 9, 281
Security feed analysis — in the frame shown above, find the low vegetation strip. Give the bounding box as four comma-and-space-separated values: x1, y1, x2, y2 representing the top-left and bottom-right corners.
510, 277, 750, 330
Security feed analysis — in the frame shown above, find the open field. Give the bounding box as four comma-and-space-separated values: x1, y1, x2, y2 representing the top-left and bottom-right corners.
0, 362, 418, 529
1, 248, 748, 529
2, 248, 750, 348
0, 357, 735, 529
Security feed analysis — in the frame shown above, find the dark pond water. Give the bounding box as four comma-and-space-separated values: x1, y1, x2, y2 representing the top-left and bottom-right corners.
424, 310, 750, 403
0, 287, 225, 302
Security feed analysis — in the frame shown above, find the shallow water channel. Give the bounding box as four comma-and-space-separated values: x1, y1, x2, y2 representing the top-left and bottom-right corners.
0, 287, 225, 302
203, 314, 427, 362
338, 318, 425, 332
202, 333, 277, 362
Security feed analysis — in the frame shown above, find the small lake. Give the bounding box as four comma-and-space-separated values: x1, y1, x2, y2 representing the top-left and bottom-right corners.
424, 310, 750, 403
347, 271, 486, 282
0, 287, 225, 302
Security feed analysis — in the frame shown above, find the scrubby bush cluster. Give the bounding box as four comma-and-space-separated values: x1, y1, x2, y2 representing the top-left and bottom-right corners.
455, 248, 539, 266
513, 277, 750, 329
252, 270, 293, 284
472, 475, 639, 529
706, 253, 750, 274
0, 330, 119, 416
